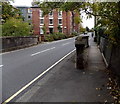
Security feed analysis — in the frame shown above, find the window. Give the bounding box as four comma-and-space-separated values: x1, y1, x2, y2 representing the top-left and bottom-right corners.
40, 28, 44, 34
58, 19, 62, 24
49, 19, 53, 24
28, 15, 31, 18
58, 28, 62, 33
40, 10, 43, 17
49, 11, 53, 16
58, 11, 62, 17
40, 19, 44, 24
28, 8, 32, 13
49, 28, 53, 34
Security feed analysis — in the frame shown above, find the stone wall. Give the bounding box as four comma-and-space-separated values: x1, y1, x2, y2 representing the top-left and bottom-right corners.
1, 36, 40, 52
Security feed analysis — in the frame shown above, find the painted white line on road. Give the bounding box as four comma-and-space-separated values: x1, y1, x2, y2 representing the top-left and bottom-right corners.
62, 42, 71, 46
0, 65, 3, 68
3, 48, 76, 104
0, 45, 38, 56
31, 47, 55, 56
48, 37, 75, 44
0, 37, 75, 56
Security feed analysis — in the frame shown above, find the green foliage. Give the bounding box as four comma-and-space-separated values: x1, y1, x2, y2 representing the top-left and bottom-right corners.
2, 18, 31, 36
74, 16, 82, 25
80, 24, 86, 33
2, 2, 22, 22
44, 35, 54, 42
60, 2, 82, 12
57, 25, 63, 33
0, 25, 2, 36
44, 32, 66, 42
94, 2, 120, 44
42, 24, 47, 35
39, 2, 63, 16
44, 31, 79, 42
71, 32, 78, 36
39, 1, 120, 44
51, 32, 66, 40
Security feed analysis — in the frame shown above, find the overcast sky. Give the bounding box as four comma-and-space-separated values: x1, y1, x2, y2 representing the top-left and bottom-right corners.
10, 0, 33, 6
10, 0, 94, 29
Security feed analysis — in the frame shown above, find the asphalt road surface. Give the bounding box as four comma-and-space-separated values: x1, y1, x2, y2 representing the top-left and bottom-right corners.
2, 37, 77, 102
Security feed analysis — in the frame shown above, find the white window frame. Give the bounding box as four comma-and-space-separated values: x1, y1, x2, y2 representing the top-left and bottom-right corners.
58, 11, 62, 17
39, 10, 43, 17
58, 19, 62, 25
40, 27, 44, 34
49, 19, 53, 25
40, 19, 44, 25
49, 11, 53, 17
28, 8, 32, 13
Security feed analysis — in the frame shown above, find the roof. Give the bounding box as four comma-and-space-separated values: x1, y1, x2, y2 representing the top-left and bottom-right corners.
15, 6, 32, 8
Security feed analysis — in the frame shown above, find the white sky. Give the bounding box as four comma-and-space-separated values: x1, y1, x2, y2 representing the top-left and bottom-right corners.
10, 0, 94, 29
10, 0, 33, 6
81, 12, 94, 29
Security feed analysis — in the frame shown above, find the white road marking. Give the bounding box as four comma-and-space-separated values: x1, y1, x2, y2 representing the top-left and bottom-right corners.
3, 49, 76, 104
62, 42, 71, 46
0, 37, 75, 56
0, 45, 38, 55
31, 47, 55, 56
49, 37, 75, 44
0, 65, 3, 68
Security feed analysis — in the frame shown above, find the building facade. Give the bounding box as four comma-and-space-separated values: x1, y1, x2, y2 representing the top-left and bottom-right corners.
17, 6, 32, 25
32, 7, 80, 36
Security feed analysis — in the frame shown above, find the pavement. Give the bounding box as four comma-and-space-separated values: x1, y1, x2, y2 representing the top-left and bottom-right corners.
14, 35, 113, 103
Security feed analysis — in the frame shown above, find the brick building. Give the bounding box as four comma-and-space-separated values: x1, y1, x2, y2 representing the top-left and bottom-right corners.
32, 7, 80, 36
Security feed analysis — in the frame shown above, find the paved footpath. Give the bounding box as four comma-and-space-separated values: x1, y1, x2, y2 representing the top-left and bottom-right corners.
15, 36, 113, 103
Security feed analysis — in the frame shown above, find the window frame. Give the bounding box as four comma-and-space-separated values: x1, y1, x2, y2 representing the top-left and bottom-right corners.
40, 19, 44, 25
58, 19, 62, 25
40, 28, 44, 34
49, 11, 53, 17
58, 11, 62, 17
40, 10, 43, 17
49, 19, 53, 25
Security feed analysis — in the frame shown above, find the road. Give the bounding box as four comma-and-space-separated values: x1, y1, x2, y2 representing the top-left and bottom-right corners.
2, 37, 76, 102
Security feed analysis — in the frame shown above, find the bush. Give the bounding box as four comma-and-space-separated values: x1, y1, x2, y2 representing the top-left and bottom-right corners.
56, 32, 66, 39
44, 35, 54, 42
2, 18, 31, 36
44, 32, 66, 42
51, 33, 59, 40
51, 32, 66, 40
71, 32, 78, 36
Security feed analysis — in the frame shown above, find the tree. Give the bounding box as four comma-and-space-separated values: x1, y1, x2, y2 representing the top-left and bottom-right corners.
74, 16, 81, 25
57, 25, 62, 33
80, 24, 86, 33
38, 1, 120, 44
2, 18, 31, 36
92, 2, 120, 44
1, 2, 22, 23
